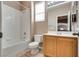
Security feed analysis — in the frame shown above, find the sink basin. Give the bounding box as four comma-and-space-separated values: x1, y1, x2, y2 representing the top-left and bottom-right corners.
46, 32, 78, 38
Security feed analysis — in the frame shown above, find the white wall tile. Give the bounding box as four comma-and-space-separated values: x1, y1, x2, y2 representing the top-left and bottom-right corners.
2, 4, 22, 48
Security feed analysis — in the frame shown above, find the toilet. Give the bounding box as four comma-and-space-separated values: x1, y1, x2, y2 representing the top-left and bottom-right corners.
28, 34, 43, 55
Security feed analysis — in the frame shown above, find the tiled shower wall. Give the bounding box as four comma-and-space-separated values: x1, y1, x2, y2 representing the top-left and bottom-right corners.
1, 1, 31, 56
2, 3, 22, 48
0, 2, 2, 57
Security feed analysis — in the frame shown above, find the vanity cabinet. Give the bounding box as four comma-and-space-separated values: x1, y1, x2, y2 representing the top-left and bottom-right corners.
43, 35, 78, 57
43, 36, 57, 56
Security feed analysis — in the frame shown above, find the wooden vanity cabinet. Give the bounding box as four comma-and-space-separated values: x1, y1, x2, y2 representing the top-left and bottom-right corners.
43, 36, 57, 56
57, 37, 78, 57
43, 35, 78, 57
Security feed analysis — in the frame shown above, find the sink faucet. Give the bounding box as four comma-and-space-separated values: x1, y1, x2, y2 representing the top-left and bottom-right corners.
73, 32, 79, 36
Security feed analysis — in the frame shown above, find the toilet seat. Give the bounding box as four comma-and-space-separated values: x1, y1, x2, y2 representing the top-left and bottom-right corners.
29, 42, 39, 48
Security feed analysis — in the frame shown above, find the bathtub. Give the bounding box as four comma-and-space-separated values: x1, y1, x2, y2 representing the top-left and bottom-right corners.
2, 40, 29, 57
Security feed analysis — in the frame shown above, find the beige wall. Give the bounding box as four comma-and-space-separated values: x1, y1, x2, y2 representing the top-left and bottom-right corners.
35, 21, 48, 34
34, 2, 48, 34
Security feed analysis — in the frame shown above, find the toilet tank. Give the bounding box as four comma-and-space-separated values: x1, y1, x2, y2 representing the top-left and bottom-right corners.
34, 35, 43, 42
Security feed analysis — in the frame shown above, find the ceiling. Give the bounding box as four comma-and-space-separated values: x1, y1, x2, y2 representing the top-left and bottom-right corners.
3, 1, 31, 11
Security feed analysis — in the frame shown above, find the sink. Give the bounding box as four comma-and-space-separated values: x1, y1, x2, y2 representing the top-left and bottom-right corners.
47, 31, 78, 38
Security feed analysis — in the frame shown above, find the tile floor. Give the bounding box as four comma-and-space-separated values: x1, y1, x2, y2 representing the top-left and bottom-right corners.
16, 48, 44, 57
33, 53, 44, 57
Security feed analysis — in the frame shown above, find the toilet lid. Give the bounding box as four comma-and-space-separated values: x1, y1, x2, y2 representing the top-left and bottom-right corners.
29, 42, 39, 47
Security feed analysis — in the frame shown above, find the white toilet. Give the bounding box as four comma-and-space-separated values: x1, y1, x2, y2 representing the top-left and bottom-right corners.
28, 34, 43, 55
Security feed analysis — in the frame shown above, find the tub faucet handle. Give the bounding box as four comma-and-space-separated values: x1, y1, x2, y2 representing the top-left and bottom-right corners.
24, 32, 26, 35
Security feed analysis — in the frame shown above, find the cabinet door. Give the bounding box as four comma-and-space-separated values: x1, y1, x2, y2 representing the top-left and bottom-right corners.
43, 36, 57, 57
72, 39, 78, 57
57, 37, 63, 57
57, 37, 77, 57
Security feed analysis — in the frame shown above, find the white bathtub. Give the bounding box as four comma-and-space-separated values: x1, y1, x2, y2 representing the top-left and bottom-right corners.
2, 40, 29, 57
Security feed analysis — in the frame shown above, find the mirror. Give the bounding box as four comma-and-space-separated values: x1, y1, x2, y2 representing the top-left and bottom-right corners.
48, 1, 77, 32
57, 14, 77, 31
72, 14, 76, 22
57, 15, 68, 31
70, 2, 78, 32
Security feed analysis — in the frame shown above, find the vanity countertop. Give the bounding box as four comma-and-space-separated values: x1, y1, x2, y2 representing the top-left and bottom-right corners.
43, 33, 78, 39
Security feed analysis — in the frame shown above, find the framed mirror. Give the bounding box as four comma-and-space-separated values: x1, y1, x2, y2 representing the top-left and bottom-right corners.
57, 15, 68, 31
57, 13, 77, 31
48, 1, 77, 32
